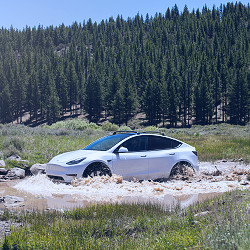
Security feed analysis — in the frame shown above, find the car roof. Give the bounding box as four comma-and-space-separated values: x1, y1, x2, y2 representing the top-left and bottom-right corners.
113, 131, 165, 136
112, 130, 185, 145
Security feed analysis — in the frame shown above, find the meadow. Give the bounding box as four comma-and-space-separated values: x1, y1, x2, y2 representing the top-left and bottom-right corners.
0, 120, 249, 166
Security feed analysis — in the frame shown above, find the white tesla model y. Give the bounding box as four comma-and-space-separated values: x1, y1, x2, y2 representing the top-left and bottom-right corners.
46, 131, 199, 182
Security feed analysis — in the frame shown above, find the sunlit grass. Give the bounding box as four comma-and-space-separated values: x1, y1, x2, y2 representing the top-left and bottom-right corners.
175, 135, 250, 162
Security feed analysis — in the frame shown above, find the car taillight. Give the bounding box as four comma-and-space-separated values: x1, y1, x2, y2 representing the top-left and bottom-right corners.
192, 151, 198, 156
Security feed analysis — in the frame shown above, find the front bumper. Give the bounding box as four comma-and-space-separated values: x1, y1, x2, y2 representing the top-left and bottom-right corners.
46, 163, 84, 182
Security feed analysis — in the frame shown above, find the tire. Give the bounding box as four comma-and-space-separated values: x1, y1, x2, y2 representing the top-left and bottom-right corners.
82, 163, 112, 178
170, 162, 194, 177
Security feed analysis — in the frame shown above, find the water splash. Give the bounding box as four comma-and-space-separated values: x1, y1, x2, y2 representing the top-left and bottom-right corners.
14, 161, 249, 203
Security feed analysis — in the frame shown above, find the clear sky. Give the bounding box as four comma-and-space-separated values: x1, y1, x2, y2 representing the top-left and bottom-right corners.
0, 0, 249, 30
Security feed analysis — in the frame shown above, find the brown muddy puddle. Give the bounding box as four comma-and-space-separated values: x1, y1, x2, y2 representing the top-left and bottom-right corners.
0, 180, 220, 211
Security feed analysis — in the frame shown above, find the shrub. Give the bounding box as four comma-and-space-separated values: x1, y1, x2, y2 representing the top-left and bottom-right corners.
3, 136, 25, 152
48, 119, 100, 131
118, 126, 132, 131
101, 122, 119, 131
2, 145, 20, 158
143, 126, 159, 132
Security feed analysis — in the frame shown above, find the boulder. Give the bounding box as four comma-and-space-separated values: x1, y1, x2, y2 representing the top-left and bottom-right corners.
2, 195, 25, 208
0, 160, 6, 167
30, 163, 47, 175
7, 154, 22, 161
6, 167, 25, 179
0, 168, 8, 175
4, 195, 24, 204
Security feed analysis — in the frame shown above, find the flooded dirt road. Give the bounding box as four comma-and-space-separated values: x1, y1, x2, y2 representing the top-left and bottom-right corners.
1, 160, 249, 211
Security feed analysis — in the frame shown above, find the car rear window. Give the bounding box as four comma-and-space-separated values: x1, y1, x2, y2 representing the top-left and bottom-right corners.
148, 136, 182, 150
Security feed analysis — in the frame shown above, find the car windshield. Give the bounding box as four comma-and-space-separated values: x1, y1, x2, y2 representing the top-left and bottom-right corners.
84, 134, 133, 151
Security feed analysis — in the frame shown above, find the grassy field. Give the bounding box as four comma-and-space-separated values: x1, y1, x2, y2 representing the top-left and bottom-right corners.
0, 121, 249, 166
1, 190, 249, 249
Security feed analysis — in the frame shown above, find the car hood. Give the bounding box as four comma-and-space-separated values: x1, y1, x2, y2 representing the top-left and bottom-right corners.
49, 150, 101, 164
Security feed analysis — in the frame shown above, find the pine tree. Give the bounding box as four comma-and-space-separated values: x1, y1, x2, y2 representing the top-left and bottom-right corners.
66, 62, 78, 115
0, 84, 12, 123
84, 69, 102, 121
122, 71, 138, 125
45, 77, 60, 125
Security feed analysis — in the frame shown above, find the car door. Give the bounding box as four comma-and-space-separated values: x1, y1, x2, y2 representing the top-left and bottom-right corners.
147, 136, 180, 179
112, 136, 148, 180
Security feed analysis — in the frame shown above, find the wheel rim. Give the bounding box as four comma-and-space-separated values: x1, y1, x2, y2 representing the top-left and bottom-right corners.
83, 164, 111, 178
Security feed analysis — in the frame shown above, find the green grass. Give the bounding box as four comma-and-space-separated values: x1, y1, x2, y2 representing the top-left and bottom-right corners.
1, 123, 249, 165
173, 134, 250, 162
1, 190, 249, 249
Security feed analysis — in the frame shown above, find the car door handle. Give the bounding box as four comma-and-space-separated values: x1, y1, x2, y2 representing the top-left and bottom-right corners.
169, 153, 175, 155
140, 155, 147, 157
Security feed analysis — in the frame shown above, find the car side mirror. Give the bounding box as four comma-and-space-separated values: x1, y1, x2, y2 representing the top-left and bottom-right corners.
118, 147, 128, 153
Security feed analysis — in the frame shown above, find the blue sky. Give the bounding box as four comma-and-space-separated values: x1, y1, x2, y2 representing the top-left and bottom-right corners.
0, 0, 249, 30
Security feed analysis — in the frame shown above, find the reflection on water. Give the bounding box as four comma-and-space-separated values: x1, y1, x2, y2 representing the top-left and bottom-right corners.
0, 180, 219, 211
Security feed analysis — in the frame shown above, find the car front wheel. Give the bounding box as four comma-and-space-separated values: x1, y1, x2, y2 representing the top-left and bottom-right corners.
82, 163, 112, 178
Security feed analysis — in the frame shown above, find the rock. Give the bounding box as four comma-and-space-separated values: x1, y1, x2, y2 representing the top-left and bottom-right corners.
6, 167, 25, 179
4, 203, 25, 208
0, 168, 8, 175
0, 160, 6, 167
30, 163, 47, 175
7, 154, 22, 161
240, 181, 248, 186
194, 211, 210, 217
4, 195, 24, 204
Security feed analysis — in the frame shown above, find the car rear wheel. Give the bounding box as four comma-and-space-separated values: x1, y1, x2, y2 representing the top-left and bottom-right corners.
170, 162, 194, 178
82, 163, 112, 178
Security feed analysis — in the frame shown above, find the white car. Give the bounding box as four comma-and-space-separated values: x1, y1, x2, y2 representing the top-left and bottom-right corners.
46, 131, 198, 182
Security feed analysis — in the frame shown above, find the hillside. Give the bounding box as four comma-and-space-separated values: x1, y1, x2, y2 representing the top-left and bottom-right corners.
0, 2, 249, 126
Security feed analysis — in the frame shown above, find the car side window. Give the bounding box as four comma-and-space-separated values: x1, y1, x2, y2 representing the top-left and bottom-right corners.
120, 136, 147, 152
148, 136, 181, 150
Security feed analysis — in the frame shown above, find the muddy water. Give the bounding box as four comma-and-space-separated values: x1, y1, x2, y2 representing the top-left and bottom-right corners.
1, 161, 249, 211
0, 179, 220, 210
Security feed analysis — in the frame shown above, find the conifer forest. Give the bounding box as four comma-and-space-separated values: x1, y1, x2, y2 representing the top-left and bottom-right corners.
0, 2, 249, 127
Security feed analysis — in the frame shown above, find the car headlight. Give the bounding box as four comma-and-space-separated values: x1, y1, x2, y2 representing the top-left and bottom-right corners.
66, 157, 87, 165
